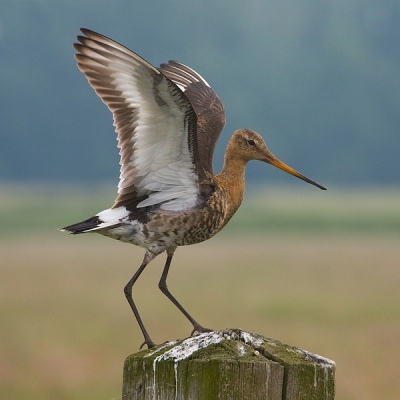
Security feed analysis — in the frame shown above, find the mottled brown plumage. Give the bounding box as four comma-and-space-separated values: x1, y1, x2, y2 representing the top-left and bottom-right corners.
61, 29, 326, 348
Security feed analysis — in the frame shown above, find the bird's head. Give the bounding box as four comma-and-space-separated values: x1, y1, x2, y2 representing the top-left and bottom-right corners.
230, 129, 326, 190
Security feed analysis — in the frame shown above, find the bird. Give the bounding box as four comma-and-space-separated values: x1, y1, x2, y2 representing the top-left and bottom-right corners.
61, 28, 326, 349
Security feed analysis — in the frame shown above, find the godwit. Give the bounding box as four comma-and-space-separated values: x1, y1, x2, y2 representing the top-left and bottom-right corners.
62, 29, 326, 348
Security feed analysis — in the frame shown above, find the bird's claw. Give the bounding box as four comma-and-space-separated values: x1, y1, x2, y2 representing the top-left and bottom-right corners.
139, 339, 157, 349
190, 325, 213, 337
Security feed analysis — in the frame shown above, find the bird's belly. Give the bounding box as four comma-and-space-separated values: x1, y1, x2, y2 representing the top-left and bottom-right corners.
166, 208, 225, 246
102, 222, 165, 248
100, 203, 226, 250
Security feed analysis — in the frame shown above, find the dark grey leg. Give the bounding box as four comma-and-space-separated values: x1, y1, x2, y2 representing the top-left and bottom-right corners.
158, 254, 212, 336
124, 263, 156, 348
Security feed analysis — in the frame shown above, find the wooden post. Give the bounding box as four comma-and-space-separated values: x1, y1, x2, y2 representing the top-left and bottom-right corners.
122, 329, 335, 400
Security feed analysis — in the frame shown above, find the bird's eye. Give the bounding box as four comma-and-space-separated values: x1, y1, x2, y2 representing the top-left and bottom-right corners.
247, 139, 255, 146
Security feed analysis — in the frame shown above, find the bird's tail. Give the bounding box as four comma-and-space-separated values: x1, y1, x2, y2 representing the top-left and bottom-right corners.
60, 216, 101, 234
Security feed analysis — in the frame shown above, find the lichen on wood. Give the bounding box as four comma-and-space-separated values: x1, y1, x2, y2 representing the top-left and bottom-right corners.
122, 329, 335, 400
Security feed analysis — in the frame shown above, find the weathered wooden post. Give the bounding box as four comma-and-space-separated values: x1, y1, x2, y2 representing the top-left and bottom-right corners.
122, 329, 335, 399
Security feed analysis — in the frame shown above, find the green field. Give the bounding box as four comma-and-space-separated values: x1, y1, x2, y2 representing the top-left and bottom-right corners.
1, 183, 400, 236
1, 185, 399, 399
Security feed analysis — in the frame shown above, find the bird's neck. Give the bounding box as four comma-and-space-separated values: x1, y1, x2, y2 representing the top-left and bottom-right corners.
214, 155, 247, 223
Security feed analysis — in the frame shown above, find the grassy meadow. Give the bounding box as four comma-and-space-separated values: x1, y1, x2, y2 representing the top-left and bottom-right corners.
1, 184, 400, 399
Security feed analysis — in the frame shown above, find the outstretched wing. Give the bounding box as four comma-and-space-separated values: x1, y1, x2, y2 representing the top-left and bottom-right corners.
158, 61, 226, 176
74, 29, 205, 211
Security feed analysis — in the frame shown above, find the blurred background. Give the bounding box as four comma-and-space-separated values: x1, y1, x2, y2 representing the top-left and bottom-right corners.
1, 1, 399, 399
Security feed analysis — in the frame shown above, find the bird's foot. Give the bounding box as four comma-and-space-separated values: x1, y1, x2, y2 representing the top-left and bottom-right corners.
139, 339, 157, 349
190, 323, 213, 337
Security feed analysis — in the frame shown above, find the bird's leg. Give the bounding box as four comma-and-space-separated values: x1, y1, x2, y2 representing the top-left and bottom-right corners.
124, 262, 156, 349
158, 253, 213, 336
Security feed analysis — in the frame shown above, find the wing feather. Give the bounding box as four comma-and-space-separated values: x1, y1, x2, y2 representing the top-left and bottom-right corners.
74, 29, 203, 211
158, 61, 226, 175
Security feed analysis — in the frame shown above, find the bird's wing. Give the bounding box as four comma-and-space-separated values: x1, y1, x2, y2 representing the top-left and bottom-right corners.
158, 61, 226, 176
74, 29, 205, 211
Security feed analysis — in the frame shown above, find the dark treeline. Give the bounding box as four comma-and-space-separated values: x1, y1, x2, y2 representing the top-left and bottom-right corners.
1, 0, 400, 185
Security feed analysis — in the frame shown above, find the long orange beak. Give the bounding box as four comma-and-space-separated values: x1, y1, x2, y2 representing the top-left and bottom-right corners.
265, 153, 326, 190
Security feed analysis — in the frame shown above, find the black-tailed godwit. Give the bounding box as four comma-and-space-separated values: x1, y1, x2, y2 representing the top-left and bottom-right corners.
61, 29, 326, 348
